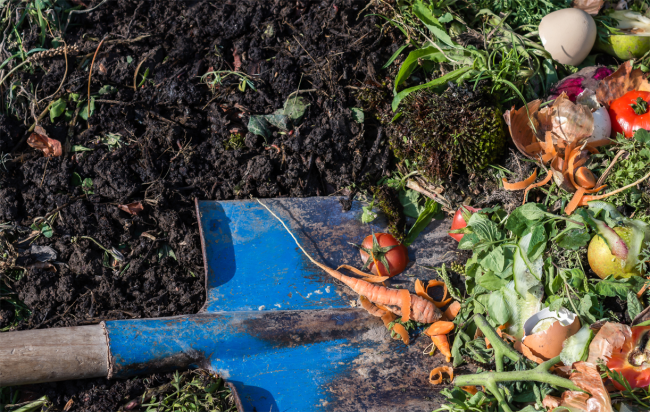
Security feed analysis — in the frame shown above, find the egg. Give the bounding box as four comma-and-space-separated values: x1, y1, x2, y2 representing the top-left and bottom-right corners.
521, 308, 581, 361
589, 106, 612, 143
539, 8, 597, 66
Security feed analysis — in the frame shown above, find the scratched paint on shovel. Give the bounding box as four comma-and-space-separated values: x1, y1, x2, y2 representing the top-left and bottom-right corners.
197, 199, 382, 312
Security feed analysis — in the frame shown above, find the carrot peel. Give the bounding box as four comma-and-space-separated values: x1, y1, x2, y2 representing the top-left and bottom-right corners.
398, 289, 411, 323
415, 279, 435, 303
503, 169, 537, 190
392, 322, 409, 345
429, 366, 453, 385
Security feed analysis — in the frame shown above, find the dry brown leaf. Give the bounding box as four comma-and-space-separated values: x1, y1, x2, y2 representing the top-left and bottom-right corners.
118, 202, 144, 215
567, 362, 613, 412
596, 61, 650, 108
572, 0, 604, 14
504, 100, 541, 160
27, 126, 62, 157
587, 322, 631, 365
28, 262, 56, 272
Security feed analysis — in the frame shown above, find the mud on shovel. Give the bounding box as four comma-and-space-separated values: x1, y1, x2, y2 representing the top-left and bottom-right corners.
0, 197, 455, 412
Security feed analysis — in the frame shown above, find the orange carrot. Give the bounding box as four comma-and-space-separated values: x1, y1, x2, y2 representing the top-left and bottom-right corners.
431, 334, 452, 362
392, 323, 410, 344
359, 296, 388, 318
433, 297, 452, 308
503, 169, 538, 190
425, 321, 454, 336
443, 301, 461, 320
429, 366, 453, 384
256, 199, 442, 324
381, 311, 398, 328
637, 279, 650, 299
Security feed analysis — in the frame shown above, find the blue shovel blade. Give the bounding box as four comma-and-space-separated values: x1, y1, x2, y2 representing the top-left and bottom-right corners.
105, 197, 457, 411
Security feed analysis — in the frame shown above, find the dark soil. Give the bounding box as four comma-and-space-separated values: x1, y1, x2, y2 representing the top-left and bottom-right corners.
0, 0, 406, 408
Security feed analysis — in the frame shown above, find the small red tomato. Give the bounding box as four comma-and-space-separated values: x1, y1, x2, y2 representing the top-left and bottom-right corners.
449, 206, 480, 242
359, 233, 408, 277
607, 325, 650, 389
608, 90, 650, 138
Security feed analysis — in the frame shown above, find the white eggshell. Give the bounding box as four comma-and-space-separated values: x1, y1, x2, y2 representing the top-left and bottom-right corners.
588, 106, 612, 144
539, 9, 597, 66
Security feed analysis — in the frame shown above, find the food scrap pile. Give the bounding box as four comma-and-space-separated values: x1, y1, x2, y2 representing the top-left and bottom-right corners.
301, 1, 650, 411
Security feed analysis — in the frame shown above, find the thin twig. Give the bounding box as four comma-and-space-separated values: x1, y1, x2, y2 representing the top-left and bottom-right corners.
596, 149, 626, 187
62, 0, 109, 32
286, 88, 317, 99
38, 42, 69, 104
87, 36, 108, 120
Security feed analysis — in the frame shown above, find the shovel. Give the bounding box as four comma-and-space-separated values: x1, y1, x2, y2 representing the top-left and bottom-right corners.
0, 197, 456, 411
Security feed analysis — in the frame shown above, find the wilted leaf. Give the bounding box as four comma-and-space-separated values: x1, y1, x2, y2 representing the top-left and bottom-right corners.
351, 107, 364, 123
27, 126, 62, 157
263, 114, 289, 130
98, 85, 117, 95
27, 262, 56, 272
248, 115, 270, 139
157, 243, 177, 261
50, 98, 66, 122
596, 61, 650, 108
118, 202, 144, 216
283, 96, 309, 122
70, 145, 93, 152
29, 245, 57, 262
572, 0, 604, 15
78, 97, 95, 120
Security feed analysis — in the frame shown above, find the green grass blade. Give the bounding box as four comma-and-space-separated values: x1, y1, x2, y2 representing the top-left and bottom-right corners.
382, 44, 408, 69
391, 65, 472, 111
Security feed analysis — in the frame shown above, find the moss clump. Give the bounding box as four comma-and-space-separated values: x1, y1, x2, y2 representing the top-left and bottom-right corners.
386, 84, 506, 180
224, 133, 245, 150
373, 185, 406, 243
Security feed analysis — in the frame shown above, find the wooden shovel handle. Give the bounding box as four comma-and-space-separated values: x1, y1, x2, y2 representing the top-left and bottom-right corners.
0, 324, 108, 386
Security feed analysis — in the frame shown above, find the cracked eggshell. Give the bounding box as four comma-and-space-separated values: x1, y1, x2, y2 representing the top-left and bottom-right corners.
521, 307, 582, 361
539, 8, 597, 66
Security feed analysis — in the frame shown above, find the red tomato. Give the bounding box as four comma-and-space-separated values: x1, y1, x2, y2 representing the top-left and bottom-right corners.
608, 90, 650, 138
607, 325, 650, 389
359, 233, 408, 277
449, 206, 480, 242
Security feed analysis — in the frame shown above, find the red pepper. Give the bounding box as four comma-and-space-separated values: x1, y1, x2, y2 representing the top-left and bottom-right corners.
608, 90, 650, 138
607, 325, 650, 389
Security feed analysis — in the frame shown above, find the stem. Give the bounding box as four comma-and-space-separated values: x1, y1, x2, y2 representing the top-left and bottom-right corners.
455, 356, 583, 412
474, 314, 521, 371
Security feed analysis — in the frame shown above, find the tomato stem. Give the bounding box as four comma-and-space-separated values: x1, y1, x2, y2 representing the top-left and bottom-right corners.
631, 97, 649, 115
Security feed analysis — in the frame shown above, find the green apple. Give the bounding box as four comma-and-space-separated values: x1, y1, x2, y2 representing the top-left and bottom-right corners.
595, 35, 650, 60
588, 226, 643, 279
